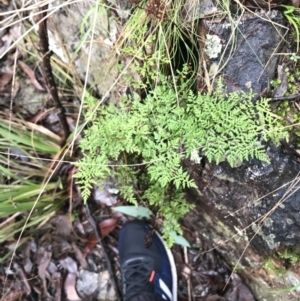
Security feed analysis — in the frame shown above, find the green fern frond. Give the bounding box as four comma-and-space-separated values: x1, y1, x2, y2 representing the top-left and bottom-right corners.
76, 66, 289, 244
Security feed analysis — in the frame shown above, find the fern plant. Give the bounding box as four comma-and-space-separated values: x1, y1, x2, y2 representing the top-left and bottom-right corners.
75, 66, 289, 246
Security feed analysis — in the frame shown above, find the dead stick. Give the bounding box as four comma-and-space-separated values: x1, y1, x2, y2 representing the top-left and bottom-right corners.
85, 202, 122, 301
38, 5, 70, 143
268, 93, 300, 103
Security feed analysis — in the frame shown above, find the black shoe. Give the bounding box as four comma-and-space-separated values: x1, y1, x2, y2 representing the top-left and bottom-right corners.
118, 221, 177, 301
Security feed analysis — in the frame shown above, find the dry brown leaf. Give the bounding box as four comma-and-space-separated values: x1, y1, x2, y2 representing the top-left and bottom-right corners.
35, 246, 52, 295
292, 0, 300, 8
0, 34, 13, 57
18, 60, 45, 91
13, 263, 31, 295
22, 241, 33, 273
223, 273, 255, 301
0, 80, 19, 100
27, 110, 46, 123
0, 72, 13, 90
82, 217, 118, 258
0, 291, 24, 301
0, 0, 10, 6
72, 243, 88, 269
65, 273, 81, 301
67, 116, 76, 130
52, 215, 73, 238
37, 247, 52, 281
59, 257, 81, 301
51, 272, 62, 301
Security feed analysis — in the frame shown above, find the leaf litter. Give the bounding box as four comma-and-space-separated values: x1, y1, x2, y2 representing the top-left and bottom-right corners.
1, 203, 256, 301
0, 210, 116, 300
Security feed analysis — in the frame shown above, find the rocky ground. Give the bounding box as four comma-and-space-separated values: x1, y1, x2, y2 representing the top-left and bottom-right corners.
1, 0, 300, 300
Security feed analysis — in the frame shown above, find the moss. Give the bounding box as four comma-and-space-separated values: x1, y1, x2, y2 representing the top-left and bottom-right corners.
264, 246, 300, 275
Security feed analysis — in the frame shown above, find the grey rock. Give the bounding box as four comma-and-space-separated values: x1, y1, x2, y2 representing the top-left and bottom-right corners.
183, 141, 300, 300
48, 0, 120, 103
76, 270, 99, 297
97, 270, 117, 301
14, 78, 46, 115
205, 10, 287, 95
76, 270, 117, 301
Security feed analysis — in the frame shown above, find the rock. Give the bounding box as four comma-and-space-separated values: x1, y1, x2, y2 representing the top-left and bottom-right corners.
284, 271, 300, 293
47, 0, 121, 103
76, 270, 99, 297
106, 0, 132, 20
98, 270, 117, 301
76, 269, 117, 301
14, 78, 47, 115
182, 0, 219, 21
183, 142, 300, 300
204, 10, 287, 95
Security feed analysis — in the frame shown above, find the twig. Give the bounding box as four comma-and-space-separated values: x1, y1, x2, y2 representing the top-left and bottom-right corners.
38, 5, 70, 144
184, 247, 192, 301
268, 93, 300, 103
85, 202, 122, 301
